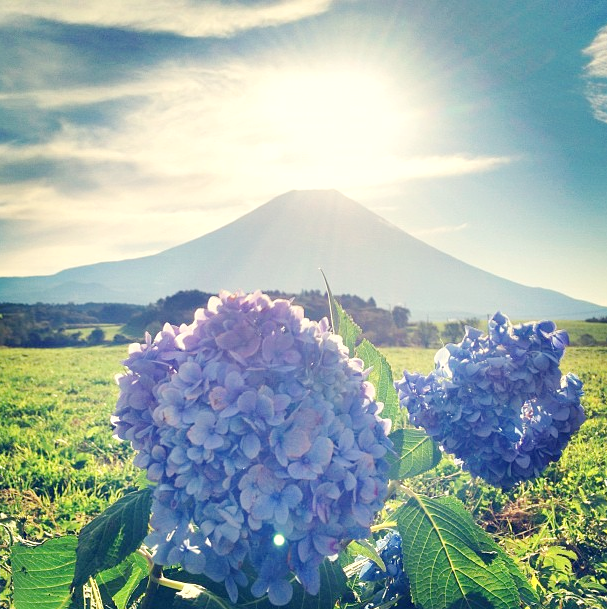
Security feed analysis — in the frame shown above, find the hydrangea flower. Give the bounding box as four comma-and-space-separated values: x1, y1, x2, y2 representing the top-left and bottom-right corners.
358, 531, 409, 606
113, 290, 392, 605
395, 312, 585, 488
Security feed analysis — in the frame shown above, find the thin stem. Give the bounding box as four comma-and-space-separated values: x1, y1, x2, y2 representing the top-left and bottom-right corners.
151, 571, 188, 592
137, 550, 200, 607
370, 521, 397, 532
137, 546, 154, 568
138, 564, 164, 609
386, 479, 400, 498
397, 483, 416, 499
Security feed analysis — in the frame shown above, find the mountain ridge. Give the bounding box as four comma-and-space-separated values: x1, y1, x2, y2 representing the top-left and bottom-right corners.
1, 189, 605, 320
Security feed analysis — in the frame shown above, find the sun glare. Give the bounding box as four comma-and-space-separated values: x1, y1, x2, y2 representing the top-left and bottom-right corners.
251, 66, 414, 185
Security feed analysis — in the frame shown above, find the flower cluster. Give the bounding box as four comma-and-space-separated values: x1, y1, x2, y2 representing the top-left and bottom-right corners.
113, 290, 392, 605
395, 312, 585, 488
358, 532, 409, 607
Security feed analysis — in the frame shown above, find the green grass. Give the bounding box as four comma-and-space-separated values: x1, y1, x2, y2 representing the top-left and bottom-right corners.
64, 324, 125, 341
0, 345, 138, 537
384, 346, 607, 607
554, 320, 607, 345
1, 343, 606, 607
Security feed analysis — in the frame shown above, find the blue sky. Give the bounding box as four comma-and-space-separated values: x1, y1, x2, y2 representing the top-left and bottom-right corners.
1, 0, 606, 308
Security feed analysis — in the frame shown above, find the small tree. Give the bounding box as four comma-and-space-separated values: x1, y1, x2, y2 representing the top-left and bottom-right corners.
392, 305, 410, 329
441, 318, 481, 344
578, 333, 597, 346
414, 321, 439, 348
441, 321, 463, 343
88, 327, 105, 345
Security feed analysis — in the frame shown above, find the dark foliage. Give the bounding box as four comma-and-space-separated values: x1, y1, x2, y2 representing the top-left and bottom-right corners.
0, 302, 144, 347
0, 290, 423, 348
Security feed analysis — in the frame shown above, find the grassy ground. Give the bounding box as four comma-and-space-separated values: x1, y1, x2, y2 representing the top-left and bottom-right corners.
384, 345, 607, 607
0, 343, 606, 607
0, 345, 138, 538
64, 324, 125, 341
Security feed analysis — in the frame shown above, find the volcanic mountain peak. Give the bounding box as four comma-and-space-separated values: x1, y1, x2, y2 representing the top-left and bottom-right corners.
0, 189, 605, 320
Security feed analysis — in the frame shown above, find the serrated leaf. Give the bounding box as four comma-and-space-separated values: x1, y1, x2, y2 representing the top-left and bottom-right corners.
396, 494, 522, 609
334, 301, 362, 357
320, 271, 362, 356
348, 539, 386, 572
72, 488, 153, 589
95, 552, 149, 609
11, 536, 77, 609
386, 428, 442, 480
472, 536, 539, 607
355, 338, 404, 428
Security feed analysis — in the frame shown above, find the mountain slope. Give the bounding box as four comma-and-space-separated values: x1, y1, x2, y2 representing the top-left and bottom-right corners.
1, 189, 604, 320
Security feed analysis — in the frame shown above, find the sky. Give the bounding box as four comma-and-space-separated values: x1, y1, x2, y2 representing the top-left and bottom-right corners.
1, 0, 606, 307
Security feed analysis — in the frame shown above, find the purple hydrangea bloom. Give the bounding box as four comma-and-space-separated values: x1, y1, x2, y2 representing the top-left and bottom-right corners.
395, 312, 585, 488
113, 290, 392, 605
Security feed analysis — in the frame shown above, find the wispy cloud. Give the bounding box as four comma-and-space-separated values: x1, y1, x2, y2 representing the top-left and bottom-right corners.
0, 54, 514, 276
412, 223, 469, 237
583, 24, 607, 124
0, 0, 335, 37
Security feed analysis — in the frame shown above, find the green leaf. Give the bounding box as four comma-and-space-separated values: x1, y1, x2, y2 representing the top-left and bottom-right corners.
333, 301, 362, 357
355, 338, 404, 428
72, 488, 153, 589
11, 536, 78, 609
320, 269, 339, 336
474, 538, 539, 607
95, 552, 149, 609
348, 539, 386, 572
386, 428, 442, 480
396, 493, 522, 609
320, 272, 361, 356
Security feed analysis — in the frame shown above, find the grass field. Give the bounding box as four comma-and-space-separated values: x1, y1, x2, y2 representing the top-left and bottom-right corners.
64, 323, 125, 341
0, 345, 136, 538
1, 343, 606, 607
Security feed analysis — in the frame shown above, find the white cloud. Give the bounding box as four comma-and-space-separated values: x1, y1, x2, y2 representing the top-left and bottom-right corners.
0, 60, 514, 184
0, 0, 334, 37
412, 223, 469, 237
0, 58, 514, 276
583, 24, 607, 123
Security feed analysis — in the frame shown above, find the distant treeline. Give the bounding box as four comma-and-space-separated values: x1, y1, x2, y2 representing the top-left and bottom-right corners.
0, 301, 141, 348
1, 289, 472, 348
585, 316, 607, 323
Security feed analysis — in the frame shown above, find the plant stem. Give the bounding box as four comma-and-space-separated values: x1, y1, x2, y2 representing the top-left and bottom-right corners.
370, 521, 397, 532
386, 479, 400, 498
139, 564, 163, 609
138, 555, 190, 608
152, 571, 188, 591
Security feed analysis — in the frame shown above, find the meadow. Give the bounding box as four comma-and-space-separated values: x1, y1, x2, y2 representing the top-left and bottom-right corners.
1, 342, 606, 607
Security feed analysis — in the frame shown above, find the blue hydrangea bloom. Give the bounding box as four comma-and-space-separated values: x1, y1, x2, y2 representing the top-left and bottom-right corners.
358, 531, 409, 605
395, 312, 585, 488
113, 290, 392, 605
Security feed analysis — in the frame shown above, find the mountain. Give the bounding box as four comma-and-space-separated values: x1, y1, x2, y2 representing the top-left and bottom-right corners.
1, 189, 605, 320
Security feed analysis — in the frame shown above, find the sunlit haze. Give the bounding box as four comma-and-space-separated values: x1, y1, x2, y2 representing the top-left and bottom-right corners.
0, 1, 606, 306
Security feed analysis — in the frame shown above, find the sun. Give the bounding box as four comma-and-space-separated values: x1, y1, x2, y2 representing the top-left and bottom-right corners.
248, 64, 416, 187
